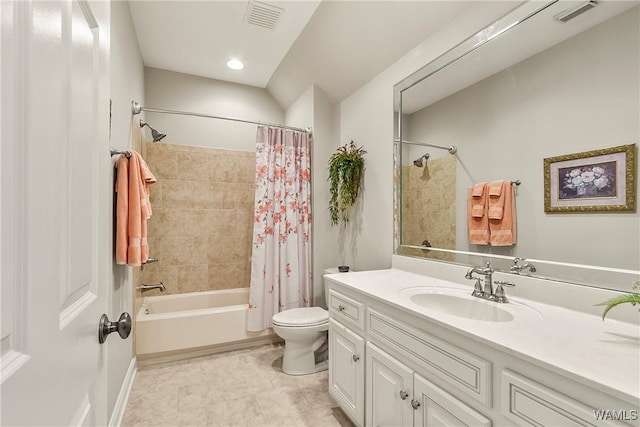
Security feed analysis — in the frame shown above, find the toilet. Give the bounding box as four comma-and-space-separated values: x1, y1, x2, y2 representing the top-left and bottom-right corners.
272, 268, 340, 375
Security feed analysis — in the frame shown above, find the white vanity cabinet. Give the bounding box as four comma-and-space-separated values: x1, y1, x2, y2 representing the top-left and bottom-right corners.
329, 319, 365, 426
366, 342, 413, 426
366, 342, 490, 427
328, 289, 366, 426
326, 272, 640, 427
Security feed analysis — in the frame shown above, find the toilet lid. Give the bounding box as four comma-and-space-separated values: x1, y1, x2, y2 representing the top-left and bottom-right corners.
272, 307, 329, 327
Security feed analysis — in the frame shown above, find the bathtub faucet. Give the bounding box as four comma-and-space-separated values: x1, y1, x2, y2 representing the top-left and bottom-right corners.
140, 282, 166, 293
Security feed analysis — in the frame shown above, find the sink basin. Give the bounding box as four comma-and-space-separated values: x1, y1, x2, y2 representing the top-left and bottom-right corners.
409, 291, 514, 322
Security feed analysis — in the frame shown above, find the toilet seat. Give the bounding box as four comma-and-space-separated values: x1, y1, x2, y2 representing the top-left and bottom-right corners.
272, 307, 328, 327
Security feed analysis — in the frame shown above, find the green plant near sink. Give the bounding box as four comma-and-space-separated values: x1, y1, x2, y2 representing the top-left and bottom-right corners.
596, 281, 640, 320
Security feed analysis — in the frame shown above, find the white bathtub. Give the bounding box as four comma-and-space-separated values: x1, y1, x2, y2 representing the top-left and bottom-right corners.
135, 288, 273, 357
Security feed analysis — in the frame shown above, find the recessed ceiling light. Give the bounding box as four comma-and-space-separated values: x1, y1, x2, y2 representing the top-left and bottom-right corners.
226, 59, 244, 70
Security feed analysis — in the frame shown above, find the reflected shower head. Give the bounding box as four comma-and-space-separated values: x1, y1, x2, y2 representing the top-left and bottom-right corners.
139, 120, 167, 142
413, 153, 430, 167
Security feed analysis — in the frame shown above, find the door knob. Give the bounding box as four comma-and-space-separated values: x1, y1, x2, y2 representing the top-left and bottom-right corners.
399, 390, 409, 400
411, 399, 421, 410
352, 354, 360, 362
98, 312, 132, 344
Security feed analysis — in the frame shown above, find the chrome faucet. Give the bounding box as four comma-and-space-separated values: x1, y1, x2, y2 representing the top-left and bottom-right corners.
140, 282, 165, 293
465, 262, 495, 300
510, 257, 536, 275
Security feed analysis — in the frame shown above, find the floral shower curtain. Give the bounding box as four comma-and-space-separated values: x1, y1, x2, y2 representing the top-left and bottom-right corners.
247, 126, 312, 332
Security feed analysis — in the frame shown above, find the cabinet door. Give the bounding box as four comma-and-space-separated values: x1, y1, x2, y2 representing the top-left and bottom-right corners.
367, 343, 414, 427
329, 319, 365, 426
413, 374, 492, 427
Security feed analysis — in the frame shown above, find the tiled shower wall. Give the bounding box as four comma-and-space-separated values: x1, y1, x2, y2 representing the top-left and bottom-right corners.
398, 156, 456, 261
141, 141, 255, 295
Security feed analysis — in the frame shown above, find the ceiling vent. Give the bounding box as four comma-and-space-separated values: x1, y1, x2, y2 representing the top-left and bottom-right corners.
554, 1, 598, 23
244, 1, 283, 30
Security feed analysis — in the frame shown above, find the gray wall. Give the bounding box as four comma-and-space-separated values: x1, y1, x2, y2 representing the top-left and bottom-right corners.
338, 3, 517, 272
144, 67, 284, 151
406, 9, 639, 271
285, 85, 341, 307
108, 0, 145, 420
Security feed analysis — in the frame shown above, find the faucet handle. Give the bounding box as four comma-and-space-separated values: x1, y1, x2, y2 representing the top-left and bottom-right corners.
493, 280, 515, 303
471, 278, 484, 298
494, 280, 515, 287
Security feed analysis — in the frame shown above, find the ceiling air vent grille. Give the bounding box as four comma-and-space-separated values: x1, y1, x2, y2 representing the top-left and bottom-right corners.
244, 1, 283, 30
555, 1, 598, 23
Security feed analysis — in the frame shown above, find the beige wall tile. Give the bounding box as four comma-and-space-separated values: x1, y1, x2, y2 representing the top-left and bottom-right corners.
179, 209, 211, 237
191, 237, 211, 265
224, 183, 254, 209
178, 151, 209, 181
208, 154, 236, 182
147, 208, 182, 237
144, 146, 256, 294
163, 180, 222, 209
149, 181, 162, 208
140, 264, 179, 295
145, 144, 179, 180
162, 237, 195, 266
178, 265, 209, 293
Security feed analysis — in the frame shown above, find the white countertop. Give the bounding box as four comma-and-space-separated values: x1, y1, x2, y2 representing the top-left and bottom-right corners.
325, 268, 640, 405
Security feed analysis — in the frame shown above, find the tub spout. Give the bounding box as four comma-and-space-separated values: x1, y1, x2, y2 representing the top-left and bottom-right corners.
140, 282, 165, 293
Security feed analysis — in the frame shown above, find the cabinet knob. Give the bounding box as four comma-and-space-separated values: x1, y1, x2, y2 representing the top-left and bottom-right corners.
411, 399, 421, 410
399, 390, 409, 400
338, 304, 346, 312
352, 354, 360, 362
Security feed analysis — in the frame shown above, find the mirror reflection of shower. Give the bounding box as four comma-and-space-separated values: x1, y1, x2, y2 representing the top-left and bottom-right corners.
413, 153, 430, 167
139, 119, 167, 142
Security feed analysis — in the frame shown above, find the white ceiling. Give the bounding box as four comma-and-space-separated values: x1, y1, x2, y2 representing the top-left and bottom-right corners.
129, 1, 475, 109
129, 0, 321, 88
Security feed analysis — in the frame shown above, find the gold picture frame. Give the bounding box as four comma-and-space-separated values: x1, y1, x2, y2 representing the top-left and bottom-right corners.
544, 144, 636, 213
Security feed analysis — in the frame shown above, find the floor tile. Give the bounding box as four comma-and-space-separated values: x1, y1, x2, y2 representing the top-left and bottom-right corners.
122, 344, 354, 427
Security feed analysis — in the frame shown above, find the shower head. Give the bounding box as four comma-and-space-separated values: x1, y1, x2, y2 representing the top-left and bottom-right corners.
413, 153, 430, 167
139, 120, 167, 142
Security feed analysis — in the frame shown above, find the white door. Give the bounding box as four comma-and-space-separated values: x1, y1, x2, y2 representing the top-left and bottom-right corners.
366, 343, 414, 427
328, 318, 365, 427
1, 0, 112, 425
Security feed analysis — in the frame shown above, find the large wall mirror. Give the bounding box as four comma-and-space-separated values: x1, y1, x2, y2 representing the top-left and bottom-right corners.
394, 1, 639, 292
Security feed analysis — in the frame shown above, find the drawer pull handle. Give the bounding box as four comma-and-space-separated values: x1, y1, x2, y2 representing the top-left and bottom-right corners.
399, 390, 409, 400
411, 399, 421, 410
352, 354, 360, 362
338, 304, 346, 312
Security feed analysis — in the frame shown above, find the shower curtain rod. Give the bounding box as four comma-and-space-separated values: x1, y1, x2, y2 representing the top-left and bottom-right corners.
394, 138, 457, 154
131, 101, 312, 135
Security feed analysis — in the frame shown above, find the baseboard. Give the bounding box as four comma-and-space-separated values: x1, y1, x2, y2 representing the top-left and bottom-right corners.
108, 357, 137, 427
137, 334, 282, 367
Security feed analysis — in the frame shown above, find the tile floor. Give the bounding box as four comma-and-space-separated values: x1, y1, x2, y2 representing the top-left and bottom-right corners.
122, 344, 354, 427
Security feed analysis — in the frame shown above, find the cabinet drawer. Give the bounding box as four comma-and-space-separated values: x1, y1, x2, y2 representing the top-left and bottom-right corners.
502, 370, 623, 427
329, 290, 364, 331
368, 308, 492, 406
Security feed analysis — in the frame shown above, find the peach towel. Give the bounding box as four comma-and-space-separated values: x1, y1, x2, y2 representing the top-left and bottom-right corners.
115, 148, 157, 266
470, 182, 487, 218
488, 180, 505, 220
468, 183, 490, 244
115, 155, 129, 264
489, 181, 516, 246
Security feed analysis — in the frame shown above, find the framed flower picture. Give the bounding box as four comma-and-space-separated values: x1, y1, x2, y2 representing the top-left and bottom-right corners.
544, 144, 636, 213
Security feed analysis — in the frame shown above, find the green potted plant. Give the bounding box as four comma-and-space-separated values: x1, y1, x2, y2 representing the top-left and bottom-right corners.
328, 140, 367, 226
596, 281, 640, 320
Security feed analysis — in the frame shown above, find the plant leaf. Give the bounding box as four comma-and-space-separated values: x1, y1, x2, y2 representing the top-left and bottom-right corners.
595, 293, 640, 320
